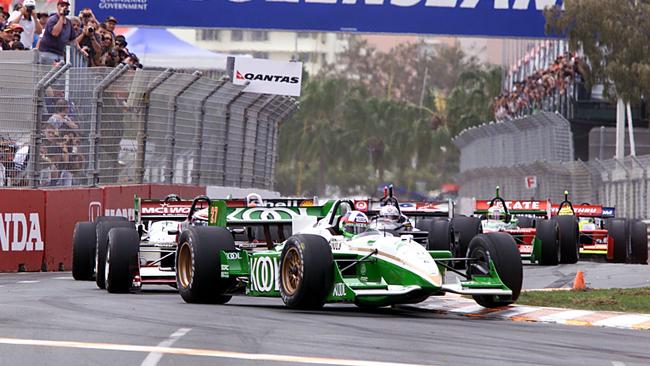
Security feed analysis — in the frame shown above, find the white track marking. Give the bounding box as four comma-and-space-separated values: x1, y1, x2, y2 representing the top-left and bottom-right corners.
0, 337, 435, 366
538, 310, 595, 323
53, 276, 73, 280
16, 281, 40, 284
141, 328, 191, 366
612, 361, 626, 366
593, 314, 650, 328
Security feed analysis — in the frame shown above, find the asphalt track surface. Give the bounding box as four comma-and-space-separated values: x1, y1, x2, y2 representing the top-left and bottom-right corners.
1, 271, 650, 366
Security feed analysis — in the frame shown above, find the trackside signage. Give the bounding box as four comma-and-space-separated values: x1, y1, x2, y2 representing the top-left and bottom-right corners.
231, 57, 303, 97
0, 213, 44, 252
74, 0, 564, 38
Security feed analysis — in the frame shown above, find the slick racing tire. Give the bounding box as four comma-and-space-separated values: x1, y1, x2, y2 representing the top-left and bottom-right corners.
607, 218, 629, 263
95, 220, 135, 290
450, 216, 482, 267
279, 234, 334, 309
516, 216, 534, 228
427, 219, 453, 251
536, 219, 560, 266
176, 227, 236, 304
554, 215, 579, 264
467, 233, 522, 308
105, 227, 140, 293
72, 222, 97, 281
629, 220, 648, 264
96, 216, 128, 223
415, 219, 433, 231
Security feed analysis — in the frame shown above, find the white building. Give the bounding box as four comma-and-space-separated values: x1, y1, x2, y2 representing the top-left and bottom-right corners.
170, 29, 350, 76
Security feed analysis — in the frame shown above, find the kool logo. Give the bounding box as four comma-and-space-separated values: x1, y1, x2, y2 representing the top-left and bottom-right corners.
238, 71, 300, 84
0, 213, 44, 252
250, 256, 279, 292
332, 283, 345, 297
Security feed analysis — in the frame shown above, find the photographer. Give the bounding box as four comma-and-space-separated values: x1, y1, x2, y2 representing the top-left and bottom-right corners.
75, 19, 101, 66
8, 0, 41, 50
37, 0, 76, 65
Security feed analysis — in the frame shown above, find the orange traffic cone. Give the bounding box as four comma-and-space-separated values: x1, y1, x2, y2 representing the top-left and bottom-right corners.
572, 271, 586, 290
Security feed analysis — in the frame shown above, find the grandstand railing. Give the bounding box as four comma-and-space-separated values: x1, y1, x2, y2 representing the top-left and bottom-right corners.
0, 50, 298, 190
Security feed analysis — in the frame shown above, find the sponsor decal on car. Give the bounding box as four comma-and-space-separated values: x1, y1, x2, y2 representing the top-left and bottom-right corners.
250, 256, 280, 292
332, 282, 345, 297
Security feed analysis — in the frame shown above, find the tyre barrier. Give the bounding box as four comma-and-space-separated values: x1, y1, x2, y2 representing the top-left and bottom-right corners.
0, 184, 205, 272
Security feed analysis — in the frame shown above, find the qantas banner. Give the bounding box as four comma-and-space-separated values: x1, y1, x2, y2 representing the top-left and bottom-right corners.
74, 0, 564, 38
231, 57, 303, 97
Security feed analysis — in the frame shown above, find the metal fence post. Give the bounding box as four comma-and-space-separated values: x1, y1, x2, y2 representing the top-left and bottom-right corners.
89, 64, 129, 186
31, 63, 71, 187
194, 80, 226, 185
165, 71, 201, 184
224, 91, 246, 186
252, 96, 276, 188
613, 159, 630, 218
138, 68, 174, 184
240, 94, 267, 187
630, 156, 647, 219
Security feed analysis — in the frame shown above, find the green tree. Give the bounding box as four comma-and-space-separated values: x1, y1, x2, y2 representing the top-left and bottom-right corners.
546, 0, 650, 103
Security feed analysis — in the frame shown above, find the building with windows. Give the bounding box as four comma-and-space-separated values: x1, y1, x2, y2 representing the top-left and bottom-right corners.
170, 29, 350, 75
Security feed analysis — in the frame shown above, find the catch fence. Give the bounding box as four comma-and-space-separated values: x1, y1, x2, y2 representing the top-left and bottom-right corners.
455, 113, 650, 219
0, 50, 298, 190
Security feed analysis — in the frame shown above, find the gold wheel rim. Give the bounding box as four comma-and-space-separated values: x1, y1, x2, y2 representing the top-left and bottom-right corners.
281, 247, 302, 296
178, 241, 193, 288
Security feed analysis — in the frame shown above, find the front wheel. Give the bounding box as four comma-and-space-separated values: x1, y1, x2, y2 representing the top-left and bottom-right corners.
105, 227, 140, 293
176, 227, 236, 304
536, 220, 559, 266
279, 234, 333, 309
467, 233, 522, 308
427, 219, 452, 251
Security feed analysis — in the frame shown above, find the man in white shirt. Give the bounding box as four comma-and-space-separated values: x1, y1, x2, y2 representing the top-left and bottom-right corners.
8, 0, 41, 50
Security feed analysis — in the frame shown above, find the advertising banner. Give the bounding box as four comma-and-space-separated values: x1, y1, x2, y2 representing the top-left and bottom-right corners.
0, 190, 46, 272
75, 0, 563, 38
231, 57, 303, 97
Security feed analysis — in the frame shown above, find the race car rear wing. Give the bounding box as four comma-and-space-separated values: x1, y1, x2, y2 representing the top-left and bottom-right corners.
135, 194, 318, 223
474, 199, 550, 216
354, 199, 453, 218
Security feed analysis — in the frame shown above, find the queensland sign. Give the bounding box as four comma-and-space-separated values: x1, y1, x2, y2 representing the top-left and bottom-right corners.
75, 0, 564, 38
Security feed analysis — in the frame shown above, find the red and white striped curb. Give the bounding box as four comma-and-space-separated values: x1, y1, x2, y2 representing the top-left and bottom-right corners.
409, 294, 650, 331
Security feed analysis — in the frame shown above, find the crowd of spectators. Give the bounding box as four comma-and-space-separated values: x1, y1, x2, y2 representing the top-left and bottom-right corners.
492, 53, 585, 122
0, 0, 141, 68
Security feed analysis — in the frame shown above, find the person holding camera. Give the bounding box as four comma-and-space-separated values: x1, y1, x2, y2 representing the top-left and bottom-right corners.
7, 0, 41, 50
37, 0, 76, 65
75, 18, 101, 66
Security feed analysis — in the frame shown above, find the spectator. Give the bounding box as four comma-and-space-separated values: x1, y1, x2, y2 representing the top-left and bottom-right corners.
7, 0, 41, 50
0, 10, 7, 32
78, 7, 96, 27
105, 16, 117, 36
37, 0, 76, 65
34, 12, 47, 47
113, 34, 129, 62
75, 18, 101, 66
10, 40, 24, 50
1, 23, 22, 50
46, 98, 78, 131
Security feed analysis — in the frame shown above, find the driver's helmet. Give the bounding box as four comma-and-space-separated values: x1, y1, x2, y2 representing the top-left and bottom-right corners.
379, 205, 400, 222
339, 210, 369, 238
487, 205, 504, 221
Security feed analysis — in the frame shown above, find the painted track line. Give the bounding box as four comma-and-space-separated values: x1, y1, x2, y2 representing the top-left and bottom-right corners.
0, 337, 436, 366
141, 328, 191, 366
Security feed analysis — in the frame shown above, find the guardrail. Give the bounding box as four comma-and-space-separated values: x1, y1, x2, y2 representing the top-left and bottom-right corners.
0, 50, 298, 190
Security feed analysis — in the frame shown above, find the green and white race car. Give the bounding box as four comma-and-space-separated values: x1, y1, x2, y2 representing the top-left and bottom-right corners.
169, 199, 523, 309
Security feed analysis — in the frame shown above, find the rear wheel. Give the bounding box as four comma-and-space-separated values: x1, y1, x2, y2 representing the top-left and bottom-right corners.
105, 227, 140, 293
450, 216, 482, 263
536, 220, 559, 266
629, 220, 648, 264
427, 220, 452, 251
607, 218, 629, 263
72, 222, 97, 281
96, 221, 135, 289
415, 218, 433, 231
554, 215, 579, 264
467, 233, 522, 308
280, 234, 333, 309
176, 227, 236, 304
517, 216, 534, 228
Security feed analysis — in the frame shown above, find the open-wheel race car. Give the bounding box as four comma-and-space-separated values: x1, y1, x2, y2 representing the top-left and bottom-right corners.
173, 198, 523, 309
72, 193, 318, 293
551, 194, 648, 264
71, 194, 212, 291
427, 187, 579, 266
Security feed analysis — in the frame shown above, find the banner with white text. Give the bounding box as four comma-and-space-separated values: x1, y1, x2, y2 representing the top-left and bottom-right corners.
75, 0, 564, 38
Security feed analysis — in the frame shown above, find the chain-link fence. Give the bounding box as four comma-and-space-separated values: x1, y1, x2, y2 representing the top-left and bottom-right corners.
455, 113, 650, 219
454, 112, 574, 172
0, 50, 298, 189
